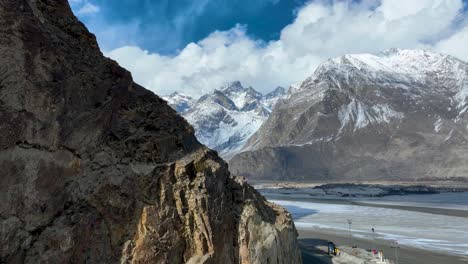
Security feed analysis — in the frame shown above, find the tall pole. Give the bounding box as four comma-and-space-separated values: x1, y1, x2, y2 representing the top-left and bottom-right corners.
371, 227, 375, 250
391, 240, 399, 264
396, 245, 399, 264
347, 219, 353, 246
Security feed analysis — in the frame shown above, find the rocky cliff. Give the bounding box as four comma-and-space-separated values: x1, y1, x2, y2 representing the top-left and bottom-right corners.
0, 1, 301, 263
230, 49, 468, 181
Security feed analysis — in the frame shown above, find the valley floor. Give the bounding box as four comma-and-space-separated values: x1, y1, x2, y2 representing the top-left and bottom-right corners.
260, 186, 468, 264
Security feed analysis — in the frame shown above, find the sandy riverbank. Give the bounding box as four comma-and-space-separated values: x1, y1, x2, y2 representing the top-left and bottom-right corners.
263, 191, 468, 263
257, 181, 468, 263
298, 228, 468, 264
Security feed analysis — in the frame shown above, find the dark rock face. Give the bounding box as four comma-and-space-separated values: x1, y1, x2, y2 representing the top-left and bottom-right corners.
230, 50, 468, 181
0, 1, 301, 263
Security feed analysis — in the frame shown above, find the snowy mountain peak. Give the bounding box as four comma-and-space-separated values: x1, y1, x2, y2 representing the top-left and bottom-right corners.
218, 82, 263, 111
248, 49, 468, 150
378, 48, 444, 59
321, 49, 465, 77
204, 89, 238, 111
163, 92, 194, 113
298, 49, 468, 105
230, 50, 468, 181
265, 86, 286, 99
168, 82, 287, 158
222, 81, 245, 93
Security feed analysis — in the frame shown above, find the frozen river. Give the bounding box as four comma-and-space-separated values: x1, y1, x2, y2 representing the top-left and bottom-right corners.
271, 193, 468, 257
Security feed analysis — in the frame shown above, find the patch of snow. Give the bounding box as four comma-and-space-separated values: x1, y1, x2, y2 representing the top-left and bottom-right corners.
288, 136, 336, 147
355, 101, 369, 129
455, 106, 468, 123
338, 99, 357, 131
338, 100, 403, 133
224, 91, 247, 109
434, 118, 443, 132
454, 80, 468, 122
444, 129, 454, 143
455, 81, 468, 109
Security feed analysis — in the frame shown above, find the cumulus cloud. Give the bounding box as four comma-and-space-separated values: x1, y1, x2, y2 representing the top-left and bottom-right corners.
105, 0, 468, 97
77, 3, 100, 15
71, 0, 100, 16
435, 25, 468, 61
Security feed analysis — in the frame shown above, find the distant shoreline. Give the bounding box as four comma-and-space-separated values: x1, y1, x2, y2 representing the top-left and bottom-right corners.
265, 194, 468, 218
250, 180, 468, 190
256, 180, 468, 218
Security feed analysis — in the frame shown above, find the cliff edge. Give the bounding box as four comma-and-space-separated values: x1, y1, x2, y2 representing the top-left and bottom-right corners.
0, 1, 301, 263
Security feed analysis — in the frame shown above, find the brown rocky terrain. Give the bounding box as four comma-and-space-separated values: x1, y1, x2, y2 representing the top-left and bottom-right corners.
0, 1, 301, 263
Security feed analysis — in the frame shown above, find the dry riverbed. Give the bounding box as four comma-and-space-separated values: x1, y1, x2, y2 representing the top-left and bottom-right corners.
255, 181, 468, 264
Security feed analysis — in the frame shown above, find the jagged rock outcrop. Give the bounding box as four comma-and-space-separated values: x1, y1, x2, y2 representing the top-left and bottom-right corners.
0, 1, 301, 263
230, 49, 468, 181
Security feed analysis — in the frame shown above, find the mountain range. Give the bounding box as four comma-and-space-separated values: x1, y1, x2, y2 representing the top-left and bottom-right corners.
229, 49, 468, 181
164, 82, 286, 158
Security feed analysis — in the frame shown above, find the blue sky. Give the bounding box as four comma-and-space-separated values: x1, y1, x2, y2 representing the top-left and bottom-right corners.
72, 0, 309, 54
71, 0, 468, 97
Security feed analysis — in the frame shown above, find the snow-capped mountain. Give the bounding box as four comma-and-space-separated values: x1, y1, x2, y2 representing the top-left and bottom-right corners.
164, 81, 286, 158
230, 49, 468, 181
164, 92, 194, 113
264, 86, 287, 110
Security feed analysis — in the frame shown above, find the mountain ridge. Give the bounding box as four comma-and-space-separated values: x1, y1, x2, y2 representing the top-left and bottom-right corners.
230, 49, 468, 181
164, 81, 286, 158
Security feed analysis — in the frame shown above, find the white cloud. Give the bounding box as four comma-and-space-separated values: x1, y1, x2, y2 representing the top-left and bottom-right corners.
70, 0, 100, 16
105, 0, 468, 97
435, 25, 468, 61
77, 3, 100, 15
